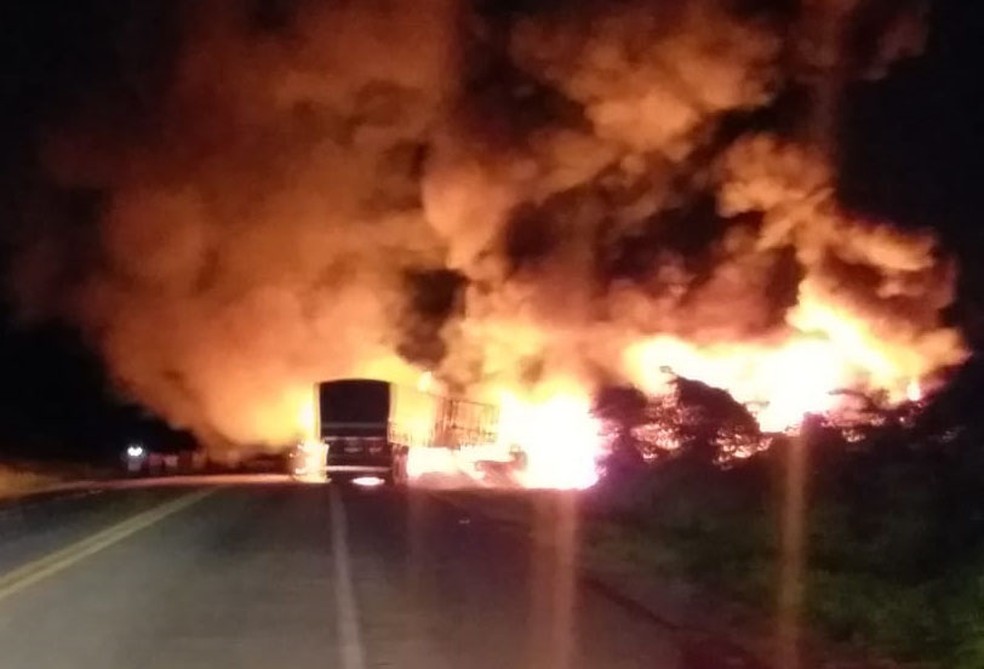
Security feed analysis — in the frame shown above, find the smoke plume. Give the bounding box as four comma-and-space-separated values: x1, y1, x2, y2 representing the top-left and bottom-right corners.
11, 0, 963, 449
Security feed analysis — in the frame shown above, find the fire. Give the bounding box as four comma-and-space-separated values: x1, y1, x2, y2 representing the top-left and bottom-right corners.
406, 446, 459, 479
297, 396, 316, 442
282, 275, 957, 489
290, 302, 943, 489
626, 336, 845, 432
399, 385, 604, 490
625, 290, 948, 433
497, 391, 604, 490
42, 1, 963, 490
906, 379, 922, 403
290, 387, 325, 482
292, 439, 327, 483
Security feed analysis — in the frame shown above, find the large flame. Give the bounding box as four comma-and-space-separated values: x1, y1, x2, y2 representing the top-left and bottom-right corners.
623, 287, 944, 433
498, 391, 603, 490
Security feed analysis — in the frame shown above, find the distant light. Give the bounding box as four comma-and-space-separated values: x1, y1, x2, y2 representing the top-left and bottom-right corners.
126, 444, 145, 458
352, 476, 385, 487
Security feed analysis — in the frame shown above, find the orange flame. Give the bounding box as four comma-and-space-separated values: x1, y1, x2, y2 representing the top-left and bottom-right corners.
626, 335, 847, 432
625, 291, 955, 432
497, 392, 603, 490
286, 284, 957, 489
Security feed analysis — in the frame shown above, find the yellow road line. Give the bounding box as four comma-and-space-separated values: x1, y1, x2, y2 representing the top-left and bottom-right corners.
0, 488, 215, 603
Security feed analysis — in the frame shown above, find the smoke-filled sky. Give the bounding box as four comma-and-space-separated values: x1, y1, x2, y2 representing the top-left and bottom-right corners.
1, 0, 982, 453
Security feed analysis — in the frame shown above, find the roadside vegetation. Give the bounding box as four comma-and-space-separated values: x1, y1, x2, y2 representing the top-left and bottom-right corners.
0, 461, 64, 500
589, 362, 984, 668
0, 457, 108, 500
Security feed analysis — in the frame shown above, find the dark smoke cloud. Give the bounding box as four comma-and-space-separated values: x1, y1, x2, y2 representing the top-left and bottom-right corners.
7, 0, 963, 448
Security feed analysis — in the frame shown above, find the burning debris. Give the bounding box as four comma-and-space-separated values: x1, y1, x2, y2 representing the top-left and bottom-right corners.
7, 0, 965, 483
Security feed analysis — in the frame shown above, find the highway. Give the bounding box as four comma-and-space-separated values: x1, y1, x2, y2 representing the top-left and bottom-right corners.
0, 481, 700, 668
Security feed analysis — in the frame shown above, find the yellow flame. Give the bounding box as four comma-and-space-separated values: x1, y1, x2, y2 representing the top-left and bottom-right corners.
498, 390, 603, 490
625, 294, 948, 432
406, 446, 459, 479
906, 379, 922, 402
626, 335, 848, 432
292, 439, 327, 483
298, 396, 316, 442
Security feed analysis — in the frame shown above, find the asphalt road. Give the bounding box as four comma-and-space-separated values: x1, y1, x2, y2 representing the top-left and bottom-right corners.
0, 481, 687, 669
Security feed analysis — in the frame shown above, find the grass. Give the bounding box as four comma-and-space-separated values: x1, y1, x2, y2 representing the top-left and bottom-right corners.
583, 443, 984, 669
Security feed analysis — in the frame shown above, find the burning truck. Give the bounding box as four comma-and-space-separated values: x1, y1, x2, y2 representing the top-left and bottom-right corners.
292, 378, 518, 486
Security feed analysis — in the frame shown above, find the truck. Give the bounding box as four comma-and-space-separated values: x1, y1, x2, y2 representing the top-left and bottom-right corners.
302, 378, 501, 485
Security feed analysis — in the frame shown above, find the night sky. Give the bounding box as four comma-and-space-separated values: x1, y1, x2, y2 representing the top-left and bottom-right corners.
0, 0, 981, 460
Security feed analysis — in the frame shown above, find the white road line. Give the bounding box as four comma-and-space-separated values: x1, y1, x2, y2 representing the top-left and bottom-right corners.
330, 487, 367, 669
